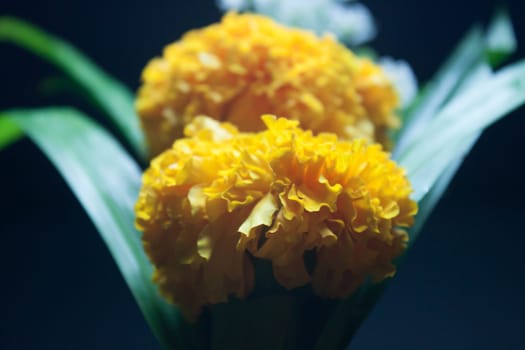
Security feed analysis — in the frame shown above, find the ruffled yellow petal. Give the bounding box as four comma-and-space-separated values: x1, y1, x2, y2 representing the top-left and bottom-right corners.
135, 115, 416, 320
136, 12, 400, 156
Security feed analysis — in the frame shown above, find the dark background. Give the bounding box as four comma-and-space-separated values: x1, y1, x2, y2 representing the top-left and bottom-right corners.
1, 0, 524, 349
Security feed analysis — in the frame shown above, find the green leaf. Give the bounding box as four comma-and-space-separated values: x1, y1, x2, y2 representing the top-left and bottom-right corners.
3, 107, 199, 349
314, 283, 386, 350
0, 117, 23, 150
407, 63, 490, 242
0, 17, 146, 159
394, 10, 518, 240
486, 9, 517, 67
393, 27, 485, 155
409, 152, 466, 241
38, 75, 99, 107
399, 59, 525, 203
393, 10, 517, 155
354, 46, 378, 60
211, 295, 296, 350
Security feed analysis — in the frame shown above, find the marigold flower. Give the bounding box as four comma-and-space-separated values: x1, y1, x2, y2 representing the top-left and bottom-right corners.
135, 115, 417, 320
136, 12, 399, 156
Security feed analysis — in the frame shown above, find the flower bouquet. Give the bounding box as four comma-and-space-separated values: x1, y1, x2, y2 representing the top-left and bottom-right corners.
1, 1, 524, 349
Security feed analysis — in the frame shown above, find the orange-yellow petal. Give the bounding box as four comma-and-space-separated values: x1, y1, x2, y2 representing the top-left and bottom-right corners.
136, 12, 400, 156
135, 115, 416, 320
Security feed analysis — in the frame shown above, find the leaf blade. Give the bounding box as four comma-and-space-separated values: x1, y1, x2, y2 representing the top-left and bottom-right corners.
0, 17, 146, 159
3, 107, 189, 349
393, 27, 485, 153
400, 59, 525, 202
405, 63, 491, 241
394, 10, 517, 154
486, 8, 517, 67
0, 117, 23, 150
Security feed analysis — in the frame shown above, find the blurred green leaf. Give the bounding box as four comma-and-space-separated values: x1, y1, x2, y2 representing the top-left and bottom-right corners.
394, 10, 517, 155
3, 107, 198, 349
0, 17, 146, 159
393, 27, 485, 155
400, 59, 525, 203
211, 295, 296, 350
394, 9, 518, 241
354, 46, 378, 60
0, 117, 23, 150
486, 9, 517, 67
315, 282, 385, 350
38, 75, 99, 106
407, 63, 490, 242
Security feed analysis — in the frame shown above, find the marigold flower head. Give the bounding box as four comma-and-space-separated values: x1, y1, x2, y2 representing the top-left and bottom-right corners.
136, 12, 399, 156
135, 115, 417, 320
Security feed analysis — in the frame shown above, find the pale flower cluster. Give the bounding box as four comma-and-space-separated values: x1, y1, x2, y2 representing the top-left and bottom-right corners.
216, 0, 376, 46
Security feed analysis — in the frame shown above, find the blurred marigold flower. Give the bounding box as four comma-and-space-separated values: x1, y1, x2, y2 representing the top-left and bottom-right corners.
135, 115, 417, 320
136, 12, 399, 156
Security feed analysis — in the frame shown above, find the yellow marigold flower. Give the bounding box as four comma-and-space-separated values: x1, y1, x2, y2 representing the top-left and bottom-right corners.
135, 115, 417, 320
355, 58, 401, 147
136, 12, 400, 156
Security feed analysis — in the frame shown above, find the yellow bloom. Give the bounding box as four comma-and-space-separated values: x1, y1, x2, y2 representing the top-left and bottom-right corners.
135, 115, 417, 320
355, 59, 401, 147
136, 12, 400, 156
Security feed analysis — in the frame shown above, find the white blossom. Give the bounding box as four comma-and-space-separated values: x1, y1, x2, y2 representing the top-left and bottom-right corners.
379, 57, 419, 108
216, 0, 376, 46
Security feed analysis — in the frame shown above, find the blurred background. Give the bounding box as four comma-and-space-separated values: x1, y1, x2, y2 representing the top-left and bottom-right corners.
0, 0, 524, 348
